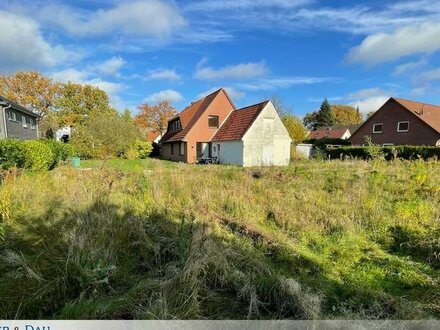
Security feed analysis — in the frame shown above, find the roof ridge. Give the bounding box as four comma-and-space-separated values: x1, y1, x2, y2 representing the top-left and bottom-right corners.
392, 97, 440, 109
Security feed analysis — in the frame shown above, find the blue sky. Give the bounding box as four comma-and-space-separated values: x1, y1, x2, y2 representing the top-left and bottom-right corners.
1, 0, 440, 117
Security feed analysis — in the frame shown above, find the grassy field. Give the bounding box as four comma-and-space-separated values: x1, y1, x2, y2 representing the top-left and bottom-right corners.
0, 158, 439, 319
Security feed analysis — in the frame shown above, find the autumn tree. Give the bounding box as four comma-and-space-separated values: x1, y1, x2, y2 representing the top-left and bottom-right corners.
270, 94, 293, 117
331, 104, 363, 125
303, 111, 319, 129
55, 82, 117, 127
135, 100, 177, 133
0, 71, 60, 122
282, 115, 308, 143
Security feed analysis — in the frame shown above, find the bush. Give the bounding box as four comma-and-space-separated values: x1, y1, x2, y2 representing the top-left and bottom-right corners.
325, 145, 440, 161
22, 140, 53, 170
44, 140, 77, 169
0, 139, 26, 170
124, 140, 152, 159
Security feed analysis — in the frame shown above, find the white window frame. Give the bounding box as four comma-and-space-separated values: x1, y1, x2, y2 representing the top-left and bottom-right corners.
372, 123, 383, 134
31, 118, 36, 130
22, 116, 28, 128
382, 143, 394, 146
8, 111, 16, 121
397, 121, 409, 133
179, 142, 185, 156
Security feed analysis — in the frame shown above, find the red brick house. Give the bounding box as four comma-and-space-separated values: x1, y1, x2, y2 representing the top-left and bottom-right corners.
310, 127, 351, 140
350, 97, 440, 146
160, 88, 236, 163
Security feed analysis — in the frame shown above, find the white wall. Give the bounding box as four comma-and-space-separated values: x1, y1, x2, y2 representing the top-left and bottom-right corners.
216, 141, 243, 165
242, 102, 291, 166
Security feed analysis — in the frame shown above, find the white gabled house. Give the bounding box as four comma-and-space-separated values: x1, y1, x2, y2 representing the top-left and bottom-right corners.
211, 100, 291, 166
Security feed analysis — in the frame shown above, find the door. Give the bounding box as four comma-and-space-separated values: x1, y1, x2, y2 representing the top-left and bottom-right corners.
262, 145, 274, 165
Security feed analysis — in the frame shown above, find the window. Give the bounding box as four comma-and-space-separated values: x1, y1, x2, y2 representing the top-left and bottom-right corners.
208, 115, 219, 128
217, 144, 220, 152
169, 120, 181, 132
397, 121, 409, 132
372, 123, 383, 133
22, 116, 28, 128
31, 118, 36, 130
179, 142, 185, 156
170, 143, 174, 155
8, 111, 16, 121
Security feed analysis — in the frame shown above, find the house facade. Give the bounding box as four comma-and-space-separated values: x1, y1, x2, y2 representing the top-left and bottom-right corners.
350, 97, 440, 146
160, 89, 292, 166
160, 89, 236, 163
0, 96, 39, 140
211, 101, 291, 166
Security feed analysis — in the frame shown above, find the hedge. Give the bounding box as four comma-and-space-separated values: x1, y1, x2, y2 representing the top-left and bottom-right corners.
0, 139, 76, 171
325, 145, 440, 161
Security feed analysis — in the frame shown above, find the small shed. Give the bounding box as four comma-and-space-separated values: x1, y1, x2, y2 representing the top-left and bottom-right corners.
211, 101, 291, 166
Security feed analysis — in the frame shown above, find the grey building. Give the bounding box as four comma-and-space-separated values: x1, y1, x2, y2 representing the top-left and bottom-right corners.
0, 96, 39, 140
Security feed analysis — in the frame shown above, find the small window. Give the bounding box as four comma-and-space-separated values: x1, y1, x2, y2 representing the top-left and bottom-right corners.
213, 146, 216, 152
8, 111, 16, 121
169, 120, 181, 132
170, 143, 174, 155
208, 115, 219, 128
397, 121, 409, 132
31, 118, 36, 130
372, 123, 383, 134
217, 144, 220, 152
179, 142, 184, 156
22, 116, 28, 128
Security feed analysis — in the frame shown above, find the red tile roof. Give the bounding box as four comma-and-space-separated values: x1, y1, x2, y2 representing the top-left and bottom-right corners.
392, 97, 440, 133
310, 127, 349, 139
160, 88, 235, 143
211, 101, 269, 141
146, 131, 161, 142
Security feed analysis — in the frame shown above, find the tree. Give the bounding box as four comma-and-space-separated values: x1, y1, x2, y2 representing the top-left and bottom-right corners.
55, 82, 117, 127
315, 98, 335, 128
70, 113, 144, 159
331, 104, 363, 125
303, 111, 319, 129
366, 110, 376, 120
0, 71, 60, 122
282, 115, 308, 143
270, 94, 293, 117
135, 100, 177, 133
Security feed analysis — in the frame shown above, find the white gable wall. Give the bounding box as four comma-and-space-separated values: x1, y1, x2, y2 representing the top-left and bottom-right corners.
242, 102, 291, 167
216, 141, 243, 165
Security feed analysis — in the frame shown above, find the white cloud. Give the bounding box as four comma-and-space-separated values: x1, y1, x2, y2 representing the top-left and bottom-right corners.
96, 56, 126, 77
413, 68, 440, 84
144, 90, 183, 103
393, 58, 427, 75
0, 11, 71, 70
195, 61, 269, 80
39, 1, 186, 38
51, 69, 125, 109
346, 88, 390, 113
198, 87, 246, 101
347, 22, 440, 66
147, 69, 181, 81
238, 77, 339, 91
186, 0, 312, 11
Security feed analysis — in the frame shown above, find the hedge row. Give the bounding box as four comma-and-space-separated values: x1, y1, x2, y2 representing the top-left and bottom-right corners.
325, 145, 440, 161
0, 139, 76, 171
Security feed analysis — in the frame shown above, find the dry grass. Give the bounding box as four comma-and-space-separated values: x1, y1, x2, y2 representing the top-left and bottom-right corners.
0, 158, 439, 319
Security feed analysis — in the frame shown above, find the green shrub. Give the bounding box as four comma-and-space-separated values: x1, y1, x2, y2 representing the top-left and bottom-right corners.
22, 140, 53, 170
0, 139, 26, 170
44, 140, 77, 169
124, 140, 152, 159
325, 145, 440, 161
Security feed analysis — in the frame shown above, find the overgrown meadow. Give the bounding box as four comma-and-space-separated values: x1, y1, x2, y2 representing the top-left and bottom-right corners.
0, 159, 439, 319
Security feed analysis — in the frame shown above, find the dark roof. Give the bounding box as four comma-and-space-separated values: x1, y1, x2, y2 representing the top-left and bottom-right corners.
211, 101, 269, 141
392, 97, 440, 133
310, 126, 350, 139
0, 96, 40, 118
160, 88, 235, 143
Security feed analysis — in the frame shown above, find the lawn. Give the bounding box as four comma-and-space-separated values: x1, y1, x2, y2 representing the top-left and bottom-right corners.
0, 158, 439, 319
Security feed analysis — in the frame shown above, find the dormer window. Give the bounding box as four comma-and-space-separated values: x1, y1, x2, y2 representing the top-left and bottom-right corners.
208, 115, 219, 128
397, 121, 409, 132
169, 119, 181, 132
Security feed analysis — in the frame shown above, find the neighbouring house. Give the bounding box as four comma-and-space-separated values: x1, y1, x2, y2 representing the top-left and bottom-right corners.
310, 126, 351, 140
160, 88, 236, 163
350, 97, 440, 146
146, 130, 162, 144
160, 88, 292, 166
0, 96, 39, 140
211, 101, 291, 166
